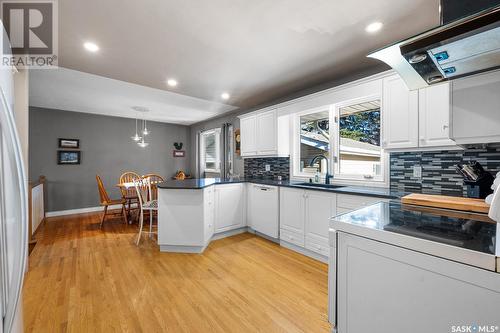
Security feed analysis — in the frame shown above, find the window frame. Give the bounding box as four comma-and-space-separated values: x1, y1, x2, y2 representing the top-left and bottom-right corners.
332, 94, 388, 185
292, 94, 389, 188
292, 105, 333, 179
200, 128, 221, 173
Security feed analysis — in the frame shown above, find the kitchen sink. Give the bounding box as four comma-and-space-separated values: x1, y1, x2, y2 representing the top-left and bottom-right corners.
294, 182, 345, 189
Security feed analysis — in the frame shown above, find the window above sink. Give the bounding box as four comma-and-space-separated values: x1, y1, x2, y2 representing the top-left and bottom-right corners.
292, 94, 389, 188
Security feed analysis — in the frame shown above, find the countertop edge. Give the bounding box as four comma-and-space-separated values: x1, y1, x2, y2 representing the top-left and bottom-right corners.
329, 219, 497, 272
158, 179, 403, 199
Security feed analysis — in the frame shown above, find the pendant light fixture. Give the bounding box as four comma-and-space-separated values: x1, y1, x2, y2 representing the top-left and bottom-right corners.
138, 137, 149, 148
131, 118, 142, 142
142, 119, 150, 136
131, 106, 150, 148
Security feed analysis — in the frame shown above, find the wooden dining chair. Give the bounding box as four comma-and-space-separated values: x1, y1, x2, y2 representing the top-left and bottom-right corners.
96, 175, 128, 228
119, 171, 141, 218
142, 173, 164, 201
134, 178, 158, 245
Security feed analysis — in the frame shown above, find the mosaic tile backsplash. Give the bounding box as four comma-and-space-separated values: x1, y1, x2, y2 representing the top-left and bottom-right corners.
244, 157, 290, 180
390, 148, 500, 197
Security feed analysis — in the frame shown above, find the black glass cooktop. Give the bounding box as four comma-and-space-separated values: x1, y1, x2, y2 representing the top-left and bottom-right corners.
334, 201, 497, 255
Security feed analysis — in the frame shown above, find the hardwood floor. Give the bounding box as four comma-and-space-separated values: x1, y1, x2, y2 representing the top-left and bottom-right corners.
23, 212, 331, 333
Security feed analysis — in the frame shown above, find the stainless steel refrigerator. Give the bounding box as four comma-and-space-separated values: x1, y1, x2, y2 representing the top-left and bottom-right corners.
0, 25, 28, 333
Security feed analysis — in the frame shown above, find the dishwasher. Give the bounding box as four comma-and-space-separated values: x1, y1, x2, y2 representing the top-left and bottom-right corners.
248, 184, 279, 239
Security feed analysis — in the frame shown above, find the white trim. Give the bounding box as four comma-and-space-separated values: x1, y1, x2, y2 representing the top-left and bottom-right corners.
46, 203, 134, 217
200, 128, 222, 174
333, 94, 388, 187
292, 106, 331, 179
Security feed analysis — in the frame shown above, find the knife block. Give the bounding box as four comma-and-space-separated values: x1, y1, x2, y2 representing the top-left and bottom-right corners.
464, 173, 494, 199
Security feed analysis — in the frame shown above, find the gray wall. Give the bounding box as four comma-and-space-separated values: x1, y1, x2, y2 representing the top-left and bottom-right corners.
30, 107, 190, 212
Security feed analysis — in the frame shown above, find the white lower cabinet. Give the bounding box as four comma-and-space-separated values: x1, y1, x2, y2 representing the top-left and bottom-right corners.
214, 183, 246, 233
279, 187, 305, 235
305, 191, 336, 257
280, 187, 336, 258
335, 232, 500, 333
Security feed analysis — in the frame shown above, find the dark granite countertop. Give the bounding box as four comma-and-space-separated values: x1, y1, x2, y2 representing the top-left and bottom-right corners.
157, 178, 405, 199
332, 201, 498, 258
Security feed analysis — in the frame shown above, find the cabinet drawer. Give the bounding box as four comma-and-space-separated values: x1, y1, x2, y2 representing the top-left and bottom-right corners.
305, 237, 329, 257
337, 194, 384, 210
280, 229, 304, 247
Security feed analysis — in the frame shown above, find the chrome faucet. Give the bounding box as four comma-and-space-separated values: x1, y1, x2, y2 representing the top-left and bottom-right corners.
310, 155, 333, 184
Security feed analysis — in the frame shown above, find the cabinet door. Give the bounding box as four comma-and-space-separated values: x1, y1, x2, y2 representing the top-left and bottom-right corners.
214, 184, 246, 233
240, 116, 257, 156
279, 187, 305, 234
256, 110, 277, 155
382, 75, 419, 149
336, 232, 500, 333
418, 83, 456, 148
305, 191, 336, 244
451, 69, 500, 145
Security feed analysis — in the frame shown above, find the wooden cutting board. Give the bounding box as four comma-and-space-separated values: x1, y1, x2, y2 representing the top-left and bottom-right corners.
401, 193, 490, 214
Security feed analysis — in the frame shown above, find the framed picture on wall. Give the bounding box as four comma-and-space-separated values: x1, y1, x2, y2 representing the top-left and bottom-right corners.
57, 150, 81, 165
59, 138, 80, 149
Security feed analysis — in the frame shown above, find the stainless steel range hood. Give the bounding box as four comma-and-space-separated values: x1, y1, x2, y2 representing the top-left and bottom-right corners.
368, 5, 500, 90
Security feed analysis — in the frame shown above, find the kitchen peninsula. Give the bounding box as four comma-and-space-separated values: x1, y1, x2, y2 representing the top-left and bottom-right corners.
156, 178, 401, 254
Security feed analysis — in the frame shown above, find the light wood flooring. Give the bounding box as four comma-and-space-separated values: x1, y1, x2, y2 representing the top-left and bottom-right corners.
23, 212, 331, 332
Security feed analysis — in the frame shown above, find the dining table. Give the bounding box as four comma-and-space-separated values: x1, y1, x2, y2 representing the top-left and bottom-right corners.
115, 180, 163, 223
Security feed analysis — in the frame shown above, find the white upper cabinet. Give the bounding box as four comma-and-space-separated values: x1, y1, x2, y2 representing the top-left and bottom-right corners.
383, 74, 456, 150
418, 82, 455, 148
239, 109, 289, 157
451, 69, 500, 145
382, 75, 419, 150
256, 110, 278, 155
240, 115, 257, 156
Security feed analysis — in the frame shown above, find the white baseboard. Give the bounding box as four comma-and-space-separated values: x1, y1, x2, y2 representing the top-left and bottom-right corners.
46, 204, 131, 218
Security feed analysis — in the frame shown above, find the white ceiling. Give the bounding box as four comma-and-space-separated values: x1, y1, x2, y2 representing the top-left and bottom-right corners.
33, 0, 441, 124
29, 68, 237, 125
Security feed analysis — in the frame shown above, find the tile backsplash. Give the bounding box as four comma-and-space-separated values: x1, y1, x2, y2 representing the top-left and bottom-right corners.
244, 157, 290, 180
390, 147, 500, 196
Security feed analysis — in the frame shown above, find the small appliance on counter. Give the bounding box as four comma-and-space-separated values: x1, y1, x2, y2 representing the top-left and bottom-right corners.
455, 161, 494, 199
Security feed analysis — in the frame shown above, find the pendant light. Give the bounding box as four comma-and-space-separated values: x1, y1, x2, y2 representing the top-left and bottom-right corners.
142, 119, 150, 136
131, 118, 142, 142
138, 137, 149, 148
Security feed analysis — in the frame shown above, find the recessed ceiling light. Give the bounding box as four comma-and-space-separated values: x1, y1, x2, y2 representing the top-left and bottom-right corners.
84, 42, 99, 52
221, 92, 230, 100
167, 79, 178, 87
365, 22, 383, 34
